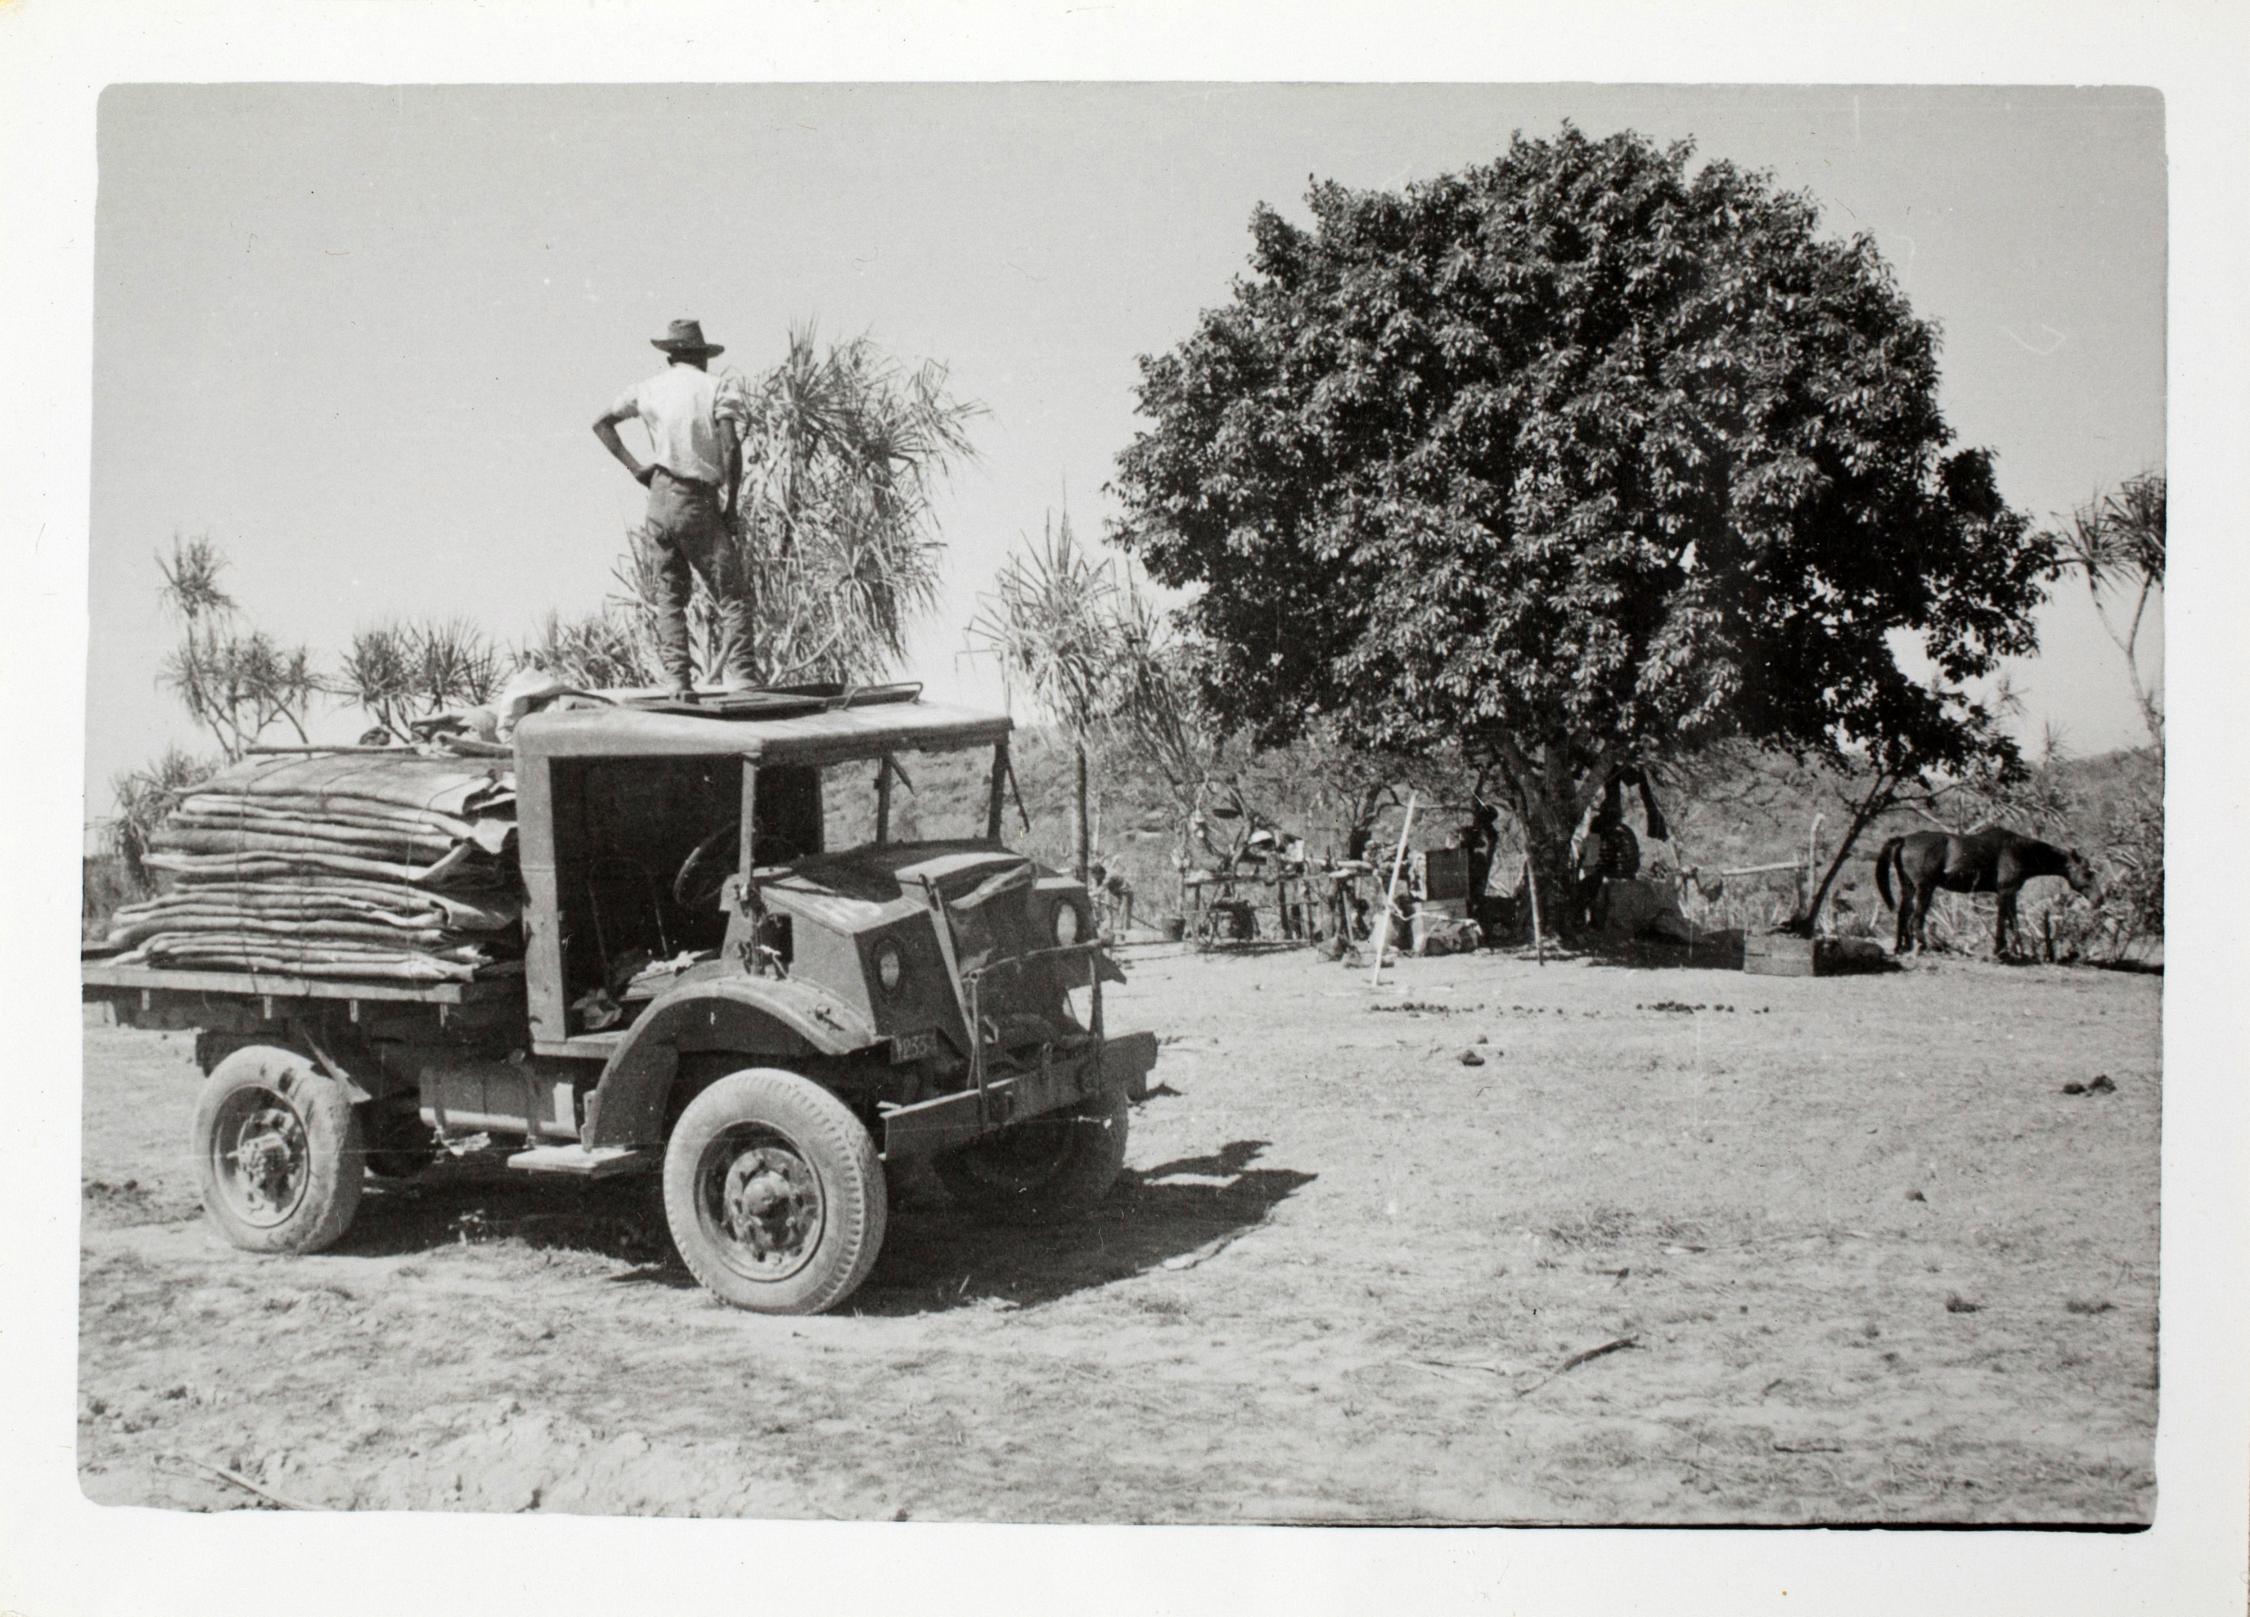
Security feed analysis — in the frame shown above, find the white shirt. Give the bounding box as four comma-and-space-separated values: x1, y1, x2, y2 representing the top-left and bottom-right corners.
610, 365, 748, 485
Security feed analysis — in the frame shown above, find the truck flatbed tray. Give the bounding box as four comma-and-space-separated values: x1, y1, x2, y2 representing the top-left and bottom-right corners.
81, 960, 513, 1006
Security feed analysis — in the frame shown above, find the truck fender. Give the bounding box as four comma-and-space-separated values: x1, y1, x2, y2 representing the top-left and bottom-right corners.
583, 978, 876, 1150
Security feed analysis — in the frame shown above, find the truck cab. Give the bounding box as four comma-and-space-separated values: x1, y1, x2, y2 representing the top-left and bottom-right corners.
84, 685, 1158, 1315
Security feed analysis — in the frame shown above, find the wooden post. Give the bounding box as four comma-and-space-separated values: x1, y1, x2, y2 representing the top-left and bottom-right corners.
1801, 811, 1825, 930
1072, 740, 1090, 882
986, 741, 1009, 842
737, 761, 760, 883
875, 755, 893, 846
1370, 791, 1419, 986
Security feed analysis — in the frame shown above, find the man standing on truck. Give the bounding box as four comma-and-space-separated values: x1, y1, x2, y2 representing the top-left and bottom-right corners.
593, 318, 757, 699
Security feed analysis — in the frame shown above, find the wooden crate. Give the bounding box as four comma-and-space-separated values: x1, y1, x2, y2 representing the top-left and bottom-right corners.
1742, 931, 1822, 977
1422, 846, 1474, 903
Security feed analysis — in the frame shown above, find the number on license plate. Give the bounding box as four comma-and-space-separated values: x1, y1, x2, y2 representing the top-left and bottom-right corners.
890, 1029, 941, 1064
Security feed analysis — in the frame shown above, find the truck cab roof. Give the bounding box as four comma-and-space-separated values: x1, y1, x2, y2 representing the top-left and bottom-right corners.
511, 684, 1012, 766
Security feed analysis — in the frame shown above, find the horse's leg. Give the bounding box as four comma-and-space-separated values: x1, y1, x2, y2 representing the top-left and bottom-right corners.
1994, 888, 2017, 960
1911, 881, 1933, 955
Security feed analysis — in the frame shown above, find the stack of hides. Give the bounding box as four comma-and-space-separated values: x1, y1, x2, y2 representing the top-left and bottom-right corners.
106, 753, 523, 984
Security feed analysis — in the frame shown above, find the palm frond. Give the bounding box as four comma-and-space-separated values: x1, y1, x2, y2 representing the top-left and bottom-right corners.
155, 533, 235, 621
516, 604, 664, 691
967, 509, 1121, 737
111, 745, 220, 888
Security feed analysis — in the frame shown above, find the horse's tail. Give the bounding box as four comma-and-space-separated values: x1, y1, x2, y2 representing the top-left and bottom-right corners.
1874, 837, 1903, 912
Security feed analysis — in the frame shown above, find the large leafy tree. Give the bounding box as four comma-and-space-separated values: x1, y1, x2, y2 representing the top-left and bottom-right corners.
1112, 126, 2053, 938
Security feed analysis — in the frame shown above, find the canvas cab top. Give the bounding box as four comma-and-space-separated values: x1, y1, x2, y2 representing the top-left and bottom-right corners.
511, 682, 1012, 765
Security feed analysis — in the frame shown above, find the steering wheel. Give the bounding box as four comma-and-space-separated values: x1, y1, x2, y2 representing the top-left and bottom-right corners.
672, 826, 733, 911
671, 822, 805, 910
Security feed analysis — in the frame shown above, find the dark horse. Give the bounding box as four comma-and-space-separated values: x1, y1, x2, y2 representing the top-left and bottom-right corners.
1875, 828, 2099, 958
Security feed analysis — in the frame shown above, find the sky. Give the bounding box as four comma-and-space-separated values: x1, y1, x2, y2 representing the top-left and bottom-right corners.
86, 83, 2166, 811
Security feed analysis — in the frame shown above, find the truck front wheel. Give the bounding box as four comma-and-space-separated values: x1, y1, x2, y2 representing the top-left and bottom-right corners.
193, 1046, 365, 1254
933, 1086, 1130, 1225
662, 1069, 889, 1315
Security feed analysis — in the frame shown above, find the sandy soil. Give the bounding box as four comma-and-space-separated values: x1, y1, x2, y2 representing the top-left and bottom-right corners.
77, 945, 2159, 1523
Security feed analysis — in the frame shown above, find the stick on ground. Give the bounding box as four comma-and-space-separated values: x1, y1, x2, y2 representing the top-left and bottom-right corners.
161, 1453, 318, 1512
1514, 1334, 1640, 1400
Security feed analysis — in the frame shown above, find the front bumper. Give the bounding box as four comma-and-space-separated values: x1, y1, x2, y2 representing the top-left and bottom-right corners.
879, 1029, 1157, 1159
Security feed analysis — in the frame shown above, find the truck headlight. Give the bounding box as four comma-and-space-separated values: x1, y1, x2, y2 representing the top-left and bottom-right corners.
875, 939, 905, 995
1053, 900, 1083, 947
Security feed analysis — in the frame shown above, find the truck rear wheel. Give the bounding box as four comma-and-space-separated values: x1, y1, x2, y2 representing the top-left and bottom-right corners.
934, 1086, 1130, 1225
194, 1046, 365, 1254
662, 1069, 888, 1315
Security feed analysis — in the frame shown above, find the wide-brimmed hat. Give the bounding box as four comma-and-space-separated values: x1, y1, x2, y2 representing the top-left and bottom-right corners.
651, 318, 724, 357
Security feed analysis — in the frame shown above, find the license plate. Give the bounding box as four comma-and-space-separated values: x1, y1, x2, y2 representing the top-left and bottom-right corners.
889, 1029, 942, 1064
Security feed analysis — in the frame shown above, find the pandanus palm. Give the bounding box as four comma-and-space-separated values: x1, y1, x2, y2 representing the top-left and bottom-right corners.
2052, 472, 2165, 746
967, 510, 1124, 880
154, 534, 321, 760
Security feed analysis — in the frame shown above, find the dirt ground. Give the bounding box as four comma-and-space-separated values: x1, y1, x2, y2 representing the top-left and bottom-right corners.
77, 944, 2160, 1523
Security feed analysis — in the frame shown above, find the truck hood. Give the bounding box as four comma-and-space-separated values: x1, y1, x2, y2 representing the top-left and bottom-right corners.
757, 841, 1032, 933
758, 841, 1107, 1052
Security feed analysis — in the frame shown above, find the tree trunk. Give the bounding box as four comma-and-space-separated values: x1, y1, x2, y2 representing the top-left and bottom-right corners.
1340, 781, 1388, 864
1523, 815, 1582, 947
1494, 737, 1593, 946
1792, 768, 1900, 936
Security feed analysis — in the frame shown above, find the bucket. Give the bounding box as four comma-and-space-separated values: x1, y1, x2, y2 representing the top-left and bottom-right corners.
1162, 915, 1187, 942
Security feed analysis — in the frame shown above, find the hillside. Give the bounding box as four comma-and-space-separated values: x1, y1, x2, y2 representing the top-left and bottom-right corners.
983, 727, 2161, 948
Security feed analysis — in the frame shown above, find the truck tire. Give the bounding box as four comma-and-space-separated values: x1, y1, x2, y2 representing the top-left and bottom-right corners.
193, 1046, 365, 1254
662, 1068, 888, 1315
933, 1085, 1130, 1225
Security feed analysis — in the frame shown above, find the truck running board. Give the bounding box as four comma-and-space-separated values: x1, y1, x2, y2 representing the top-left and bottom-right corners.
504, 1144, 660, 1179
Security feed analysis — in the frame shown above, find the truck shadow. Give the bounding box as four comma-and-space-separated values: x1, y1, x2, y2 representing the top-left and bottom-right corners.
336, 1171, 672, 1265
334, 1138, 1315, 1316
